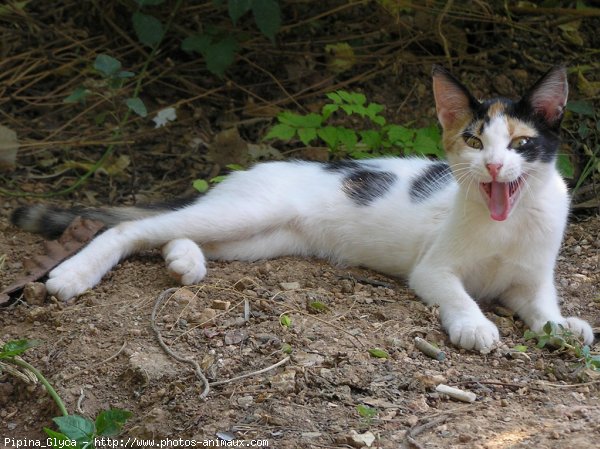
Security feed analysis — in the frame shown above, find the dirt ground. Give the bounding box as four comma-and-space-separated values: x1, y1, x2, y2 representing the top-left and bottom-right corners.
1, 3, 600, 447
0, 203, 599, 448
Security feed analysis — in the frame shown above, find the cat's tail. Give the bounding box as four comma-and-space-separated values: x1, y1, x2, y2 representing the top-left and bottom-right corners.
10, 196, 198, 240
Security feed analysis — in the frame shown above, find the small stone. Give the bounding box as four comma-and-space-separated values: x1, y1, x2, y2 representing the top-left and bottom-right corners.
224, 329, 248, 345
237, 395, 254, 408
301, 432, 322, 439
196, 308, 217, 327
345, 430, 376, 448
279, 281, 301, 291
270, 369, 296, 393
212, 300, 231, 311
414, 372, 446, 389
23, 282, 47, 306
458, 434, 472, 443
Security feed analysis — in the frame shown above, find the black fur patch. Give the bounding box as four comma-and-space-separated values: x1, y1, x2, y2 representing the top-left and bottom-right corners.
323, 160, 361, 172
409, 162, 452, 202
342, 170, 398, 206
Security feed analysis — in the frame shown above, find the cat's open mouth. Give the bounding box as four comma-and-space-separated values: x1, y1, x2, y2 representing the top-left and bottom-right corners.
479, 178, 524, 221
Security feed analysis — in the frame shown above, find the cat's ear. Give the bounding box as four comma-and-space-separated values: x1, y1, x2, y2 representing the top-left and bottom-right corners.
520, 66, 568, 128
432, 65, 478, 129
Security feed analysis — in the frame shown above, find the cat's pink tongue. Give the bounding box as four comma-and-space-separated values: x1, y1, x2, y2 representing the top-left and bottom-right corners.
489, 181, 510, 221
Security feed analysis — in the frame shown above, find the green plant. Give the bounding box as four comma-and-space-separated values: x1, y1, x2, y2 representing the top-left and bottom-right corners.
0, 339, 131, 447
193, 163, 244, 193
65, 54, 147, 119
524, 321, 600, 372
137, 0, 281, 77
564, 99, 599, 194
279, 314, 292, 327
356, 404, 378, 421
368, 348, 389, 359
265, 90, 443, 159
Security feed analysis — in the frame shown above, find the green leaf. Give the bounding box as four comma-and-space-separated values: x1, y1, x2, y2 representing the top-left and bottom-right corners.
543, 321, 557, 335
325, 92, 342, 104
513, 345, 528, 353
125, 97, 148, 117
557, 153, 575, 179
205, 36, 238, 76
53, 415, 95, 444
359, 130, 382, 151
265, 123, 296, 141
0, 339, 39, 358
181, 34, 212, 54
132, 12, 164, 47
356, 404, 377, 419
298, 127, 318, 145
317, 126, 340, 150
337, 90, 356, 104
94, 54, 122, 77
64, 87, 89, 104
280, 314, 292, 327
414, 125, 443, 157
336, 127, 358, 151
387, 125, 414, 145
209, 175, 228, 183
252, 0, 281, 42
281, 343, 292, 354
523, 330, 537, 341
228, 0, 252, 24
43, 428, 74, 448
95, 408, 132, 437
365, 102, 384, 118
277, 112, 322, 128
368, 348, 389, 359
321, 103, 339, 120
192, 179, 209, 193
566, 100, 595, 117
308, 301, 329, 313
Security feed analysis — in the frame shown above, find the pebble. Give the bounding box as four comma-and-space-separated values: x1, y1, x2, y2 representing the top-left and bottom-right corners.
23, 282, 47, 306
279, 281, 301, 291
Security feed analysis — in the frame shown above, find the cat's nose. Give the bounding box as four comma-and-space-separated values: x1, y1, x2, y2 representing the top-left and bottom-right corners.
486, 163, 503, 180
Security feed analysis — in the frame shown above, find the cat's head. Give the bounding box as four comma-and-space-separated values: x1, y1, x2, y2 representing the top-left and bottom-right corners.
432, 65, 568, 221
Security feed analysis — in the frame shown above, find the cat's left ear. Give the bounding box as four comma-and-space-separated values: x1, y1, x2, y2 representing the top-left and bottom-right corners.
520, 66, 568, 128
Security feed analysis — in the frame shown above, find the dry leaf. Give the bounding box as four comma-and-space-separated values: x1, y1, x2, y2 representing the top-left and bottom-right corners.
0, 217, 105, 305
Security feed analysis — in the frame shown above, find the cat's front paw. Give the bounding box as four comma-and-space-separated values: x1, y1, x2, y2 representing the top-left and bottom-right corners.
447, 316, 500, 353
530, 317, 594, 345
162, 239, 207, 285
46, 257, 103, 301
564, 317, 594, 345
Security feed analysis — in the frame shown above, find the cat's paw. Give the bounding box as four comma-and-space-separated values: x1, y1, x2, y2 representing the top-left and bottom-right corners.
162, 239, 207, 285
563, 317, 594, 345
447, 316, 500, 353
46, 257, 103, 301
530, 317, 594, 345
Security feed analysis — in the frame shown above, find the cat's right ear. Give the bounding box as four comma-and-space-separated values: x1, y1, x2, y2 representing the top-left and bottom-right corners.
432, 65, 478, 130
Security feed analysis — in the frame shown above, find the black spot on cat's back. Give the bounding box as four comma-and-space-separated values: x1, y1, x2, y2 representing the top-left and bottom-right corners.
342, 170, 398, 206
323, 160, 361, 172
409, 162, 452, 203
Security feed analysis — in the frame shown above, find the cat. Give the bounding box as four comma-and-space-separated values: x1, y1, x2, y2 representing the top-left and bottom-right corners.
10, 65, 594, 352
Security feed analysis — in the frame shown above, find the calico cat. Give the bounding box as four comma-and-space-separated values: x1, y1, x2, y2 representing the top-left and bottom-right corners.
11, 65, 594, 352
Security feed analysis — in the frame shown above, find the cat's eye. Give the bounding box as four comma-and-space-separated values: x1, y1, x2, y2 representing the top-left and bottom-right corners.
510, 136, 530, 149
464, 135, 483, 150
